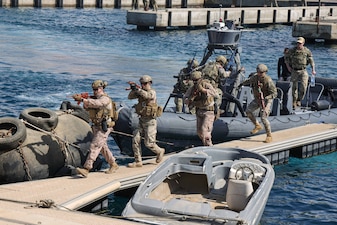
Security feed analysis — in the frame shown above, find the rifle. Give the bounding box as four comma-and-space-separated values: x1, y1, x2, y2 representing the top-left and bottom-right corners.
71, 92, 94, 105
257, 80, 266, 112
126, 81, 141, 91
187, 80, 202, 108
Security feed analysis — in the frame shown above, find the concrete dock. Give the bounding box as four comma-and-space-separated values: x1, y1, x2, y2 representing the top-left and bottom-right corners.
292, 16, 337, 42
1, 123, 337, 224
126, 5, 337, 30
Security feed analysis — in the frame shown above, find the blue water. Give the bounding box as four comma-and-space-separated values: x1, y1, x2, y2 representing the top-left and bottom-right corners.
1, 7, 337, 224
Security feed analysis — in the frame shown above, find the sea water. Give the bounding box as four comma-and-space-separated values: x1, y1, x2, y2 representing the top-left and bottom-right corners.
1, 7, 337, 224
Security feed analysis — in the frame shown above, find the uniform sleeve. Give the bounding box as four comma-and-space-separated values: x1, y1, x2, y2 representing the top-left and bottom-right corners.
137, 89, 156, 101
84, 95, 110, 109
306, 48, 315, 68
204, 82, 219, 99
184, 86, 193, 99
265, 78, 278, 100
241, 76, 251, 86
128, 90, 138, 99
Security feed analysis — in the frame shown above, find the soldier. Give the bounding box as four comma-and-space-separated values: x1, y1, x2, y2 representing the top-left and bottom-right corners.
127, 75, 165, 168
239, 64, 277, 143
184, 71, 219, 146
150, 0, 157, 11
173, 59, 199, 113
132, 0, 138, 9
202, 55, 229, 114
73, 80, 119, 178
277, 48, 291, 81
143, 0, 149, 10
285, 37, 316, 109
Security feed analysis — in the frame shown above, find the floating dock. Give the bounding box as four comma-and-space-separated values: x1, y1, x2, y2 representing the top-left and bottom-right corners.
1, 123, 337, 224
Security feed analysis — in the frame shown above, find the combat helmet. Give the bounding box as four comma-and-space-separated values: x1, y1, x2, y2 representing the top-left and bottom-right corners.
187, 59, 199, 69
139, 75, 152, 84
191, 71, 202, 80
256, 64, 268, 73
92, 80, 108, 89
216, 55, 227, 66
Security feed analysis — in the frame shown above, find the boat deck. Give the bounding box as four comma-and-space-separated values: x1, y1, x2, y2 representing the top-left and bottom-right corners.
1, 123, 336, 224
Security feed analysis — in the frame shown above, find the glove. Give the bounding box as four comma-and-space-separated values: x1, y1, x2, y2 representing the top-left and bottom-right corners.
72, 94, 82, 102
130, 83, 137, 91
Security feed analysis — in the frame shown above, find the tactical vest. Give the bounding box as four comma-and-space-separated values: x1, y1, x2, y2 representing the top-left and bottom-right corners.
188, 80, 214, 111
135, 94, 162, 118
202, 62, 219, 88
250, 75, 276, 100
288, 47, 311, 70
87, 94, 118, 127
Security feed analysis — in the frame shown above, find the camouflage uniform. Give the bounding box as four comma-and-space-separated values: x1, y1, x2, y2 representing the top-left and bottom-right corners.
150, 0, 157, 11
143, 0, 148, 10
184, 71, 219, 146
128, 76, 165, 167
202, 56, 229, 111
173, 59, 198, 113
240, 64, 277, 143
285, 37, 315, 107
75, 80, 118, 177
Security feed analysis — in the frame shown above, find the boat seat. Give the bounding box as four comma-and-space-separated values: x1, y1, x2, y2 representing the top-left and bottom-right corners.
270, 97, 281, 116
269, 87, 283, 116
301, 83, 324, 107
276, 81, 293, 115
237, 86, 254, 112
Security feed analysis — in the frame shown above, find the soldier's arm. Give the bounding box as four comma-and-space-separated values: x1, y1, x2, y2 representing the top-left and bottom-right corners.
307, 49, 316, 75
137, 89, 156, 101
202, 82, 219, 98
128, 90, 138, 100
84, 96, 109, 109
284, 50, 292, 72
264, 79, 278, 100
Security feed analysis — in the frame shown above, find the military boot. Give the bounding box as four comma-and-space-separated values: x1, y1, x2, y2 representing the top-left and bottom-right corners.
250, 123, 263, 134
264, 133, 272, 143
156, 148, 165, 163
105, 162, 119, 174
127, 161, 143, 168
76, 167, 89, 178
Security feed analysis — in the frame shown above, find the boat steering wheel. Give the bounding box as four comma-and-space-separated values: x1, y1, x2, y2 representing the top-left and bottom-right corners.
234, 165, 255, 182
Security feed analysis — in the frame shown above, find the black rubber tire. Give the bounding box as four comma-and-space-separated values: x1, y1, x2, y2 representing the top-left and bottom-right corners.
19, 107, 58, 132
0, 117, 27, 151
59, 101, 90, 123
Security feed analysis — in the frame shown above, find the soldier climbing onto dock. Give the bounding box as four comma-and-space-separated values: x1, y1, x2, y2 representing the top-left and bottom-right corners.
238, 64, 277, 143
72, 80, 119, 178
127, 75, 165, 168
184, 71, 219, 146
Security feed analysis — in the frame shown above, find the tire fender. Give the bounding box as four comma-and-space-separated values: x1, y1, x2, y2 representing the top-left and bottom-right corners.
19, 107, 58, 132
0, 117, 27, 151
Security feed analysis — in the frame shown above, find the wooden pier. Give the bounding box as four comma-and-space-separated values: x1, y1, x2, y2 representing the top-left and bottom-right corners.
1, 123, 337, 224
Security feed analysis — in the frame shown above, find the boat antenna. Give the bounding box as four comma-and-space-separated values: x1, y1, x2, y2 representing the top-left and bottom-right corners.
219, 4, 222, 22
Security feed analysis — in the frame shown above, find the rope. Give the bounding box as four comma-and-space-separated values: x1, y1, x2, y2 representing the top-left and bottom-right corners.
111, 130, 175, 146
0, 198, 56, 209
20, 119, 82, 150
